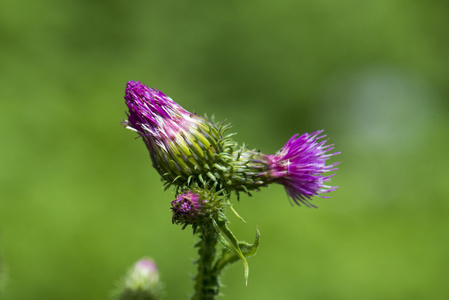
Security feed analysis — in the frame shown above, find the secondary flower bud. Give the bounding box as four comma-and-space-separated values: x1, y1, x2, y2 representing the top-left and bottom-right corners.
171, 190, 222, 230
116, 258, 161, 300
265, 130, 340, 207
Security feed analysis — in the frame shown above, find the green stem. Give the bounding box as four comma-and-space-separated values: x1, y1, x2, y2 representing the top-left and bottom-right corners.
192, 222, 220, 300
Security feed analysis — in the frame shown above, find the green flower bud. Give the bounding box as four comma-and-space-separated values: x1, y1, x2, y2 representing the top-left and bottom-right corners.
171, 189, 224, 231
115, 258, 161, 300
123, 81, 230, 191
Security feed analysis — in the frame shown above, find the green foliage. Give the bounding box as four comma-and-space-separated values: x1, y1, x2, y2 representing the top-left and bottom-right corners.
212, 219, 250, 284
213, 226, 260, 280
1, 0, 449, 299
192, 219, 259, 299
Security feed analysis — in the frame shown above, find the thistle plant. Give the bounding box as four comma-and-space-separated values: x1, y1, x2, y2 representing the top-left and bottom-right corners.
114, 258, 161, 300
122, 81, 339, 299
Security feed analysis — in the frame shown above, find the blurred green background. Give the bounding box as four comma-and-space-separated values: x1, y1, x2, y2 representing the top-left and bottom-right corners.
1, 0, 448, 299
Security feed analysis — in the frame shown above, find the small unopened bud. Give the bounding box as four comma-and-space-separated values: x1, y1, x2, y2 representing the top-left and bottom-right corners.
115, 258, 161, 300
171, 189, 222, 230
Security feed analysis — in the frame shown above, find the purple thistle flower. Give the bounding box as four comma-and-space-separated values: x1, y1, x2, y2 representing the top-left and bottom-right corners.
122, 81, 340, 205
266, 130, 340, 207
123, 81, 223, 186
124, 80, 197, 155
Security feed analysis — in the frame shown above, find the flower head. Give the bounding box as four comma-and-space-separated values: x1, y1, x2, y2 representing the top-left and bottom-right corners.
116, 258, 161, 300
123, 81, 224, 187
266, 130, 339, 207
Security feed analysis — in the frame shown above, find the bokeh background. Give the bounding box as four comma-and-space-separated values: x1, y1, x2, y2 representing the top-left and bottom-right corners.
1, 0, 448, 299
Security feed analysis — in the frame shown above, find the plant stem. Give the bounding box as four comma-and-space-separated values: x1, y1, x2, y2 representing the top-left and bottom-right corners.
192, 222, 219, 300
